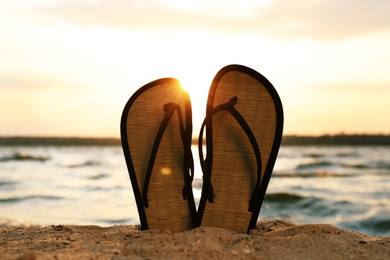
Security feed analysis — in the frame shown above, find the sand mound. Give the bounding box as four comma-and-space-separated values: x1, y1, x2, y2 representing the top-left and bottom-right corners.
1, 220, 389, 259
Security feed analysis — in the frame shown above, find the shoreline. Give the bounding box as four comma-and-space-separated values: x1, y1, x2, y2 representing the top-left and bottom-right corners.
1, 134, 390, 146
1, 220, 389, 259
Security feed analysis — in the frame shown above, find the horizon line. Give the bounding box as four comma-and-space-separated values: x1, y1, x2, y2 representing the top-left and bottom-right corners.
1, 133, 390, 139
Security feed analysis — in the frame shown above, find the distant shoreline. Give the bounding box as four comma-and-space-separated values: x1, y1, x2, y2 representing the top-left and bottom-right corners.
1, 135, 390, 146
0, 137, 121, 146
280, 134, 390, 146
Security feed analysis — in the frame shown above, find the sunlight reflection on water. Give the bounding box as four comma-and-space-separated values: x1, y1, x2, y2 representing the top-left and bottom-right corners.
0, 145, 389, 235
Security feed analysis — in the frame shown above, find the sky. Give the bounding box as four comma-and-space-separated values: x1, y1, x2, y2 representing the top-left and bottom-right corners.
1, 0, 389, 137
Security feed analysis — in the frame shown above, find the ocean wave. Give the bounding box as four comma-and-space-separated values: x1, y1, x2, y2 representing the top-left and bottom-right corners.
343, 163, 369, 169
0, 152, 50, 162
83, 185, 106, 191
264, 193, 352, 213
0, 218, 40, 228
374, 162, 390, 170
335, 152, 357, 157
273, 171, 357, 178
304, 153, 323, 158
302, 151, 357, 159
262, 193, 372, 228
262, 193, 332, 218
87, 173, 110, 180
296, 161, 337, 169
0, 181, 17, 186
264, 193, 306, 203
94, 218, 134, 225
0, 195, 64, 204
343, 162, 390, 170
67, 160, 101, 168
340, 215, 390, 236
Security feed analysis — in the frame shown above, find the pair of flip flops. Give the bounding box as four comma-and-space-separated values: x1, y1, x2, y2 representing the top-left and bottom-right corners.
121, 65, 283, 234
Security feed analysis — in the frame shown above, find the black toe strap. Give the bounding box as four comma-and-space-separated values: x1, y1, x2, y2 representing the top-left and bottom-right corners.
143, 102, 194, 208
198, 96, 262, 212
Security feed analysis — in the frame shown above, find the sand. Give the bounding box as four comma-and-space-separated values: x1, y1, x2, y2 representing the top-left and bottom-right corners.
1, 220, 389, 260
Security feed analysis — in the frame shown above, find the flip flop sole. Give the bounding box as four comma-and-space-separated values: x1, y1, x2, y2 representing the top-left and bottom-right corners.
121, 79, 196, 232
198, 65, 283, 233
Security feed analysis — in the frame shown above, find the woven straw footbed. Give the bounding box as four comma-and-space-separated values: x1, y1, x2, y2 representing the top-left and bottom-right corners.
201, 71, 277, 233
124, 82, 192, 232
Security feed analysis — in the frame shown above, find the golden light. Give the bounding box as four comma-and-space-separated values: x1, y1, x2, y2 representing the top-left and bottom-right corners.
160, 167, 172, 176
178, 76, 210, 137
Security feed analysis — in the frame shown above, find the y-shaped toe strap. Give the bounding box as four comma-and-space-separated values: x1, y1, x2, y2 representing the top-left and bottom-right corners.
198, 96, 262, 212
143, 102, 194, 208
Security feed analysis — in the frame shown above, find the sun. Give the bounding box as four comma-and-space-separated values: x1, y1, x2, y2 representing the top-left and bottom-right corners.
178, 75, 211, 137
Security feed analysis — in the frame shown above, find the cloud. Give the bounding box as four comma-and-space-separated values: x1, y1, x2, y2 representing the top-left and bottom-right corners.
27, 0, 390, 40
0, 72, 79, 90
261, 0, 390, 40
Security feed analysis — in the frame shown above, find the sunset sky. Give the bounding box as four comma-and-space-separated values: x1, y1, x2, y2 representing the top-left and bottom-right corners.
1, 0, 389, 137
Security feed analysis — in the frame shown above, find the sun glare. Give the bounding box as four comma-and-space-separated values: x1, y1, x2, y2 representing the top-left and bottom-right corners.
178, 76, 211, 136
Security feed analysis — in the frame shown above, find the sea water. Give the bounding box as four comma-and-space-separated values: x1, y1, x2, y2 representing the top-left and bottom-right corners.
0, 145, 389, 236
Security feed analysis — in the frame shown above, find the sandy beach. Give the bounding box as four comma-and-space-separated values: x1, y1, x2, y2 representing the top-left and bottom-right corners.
1, 220, 389, 259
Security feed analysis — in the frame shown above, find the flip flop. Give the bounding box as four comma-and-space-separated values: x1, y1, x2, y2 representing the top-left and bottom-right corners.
121, 78, 196, 232
197, 65, 284, 233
